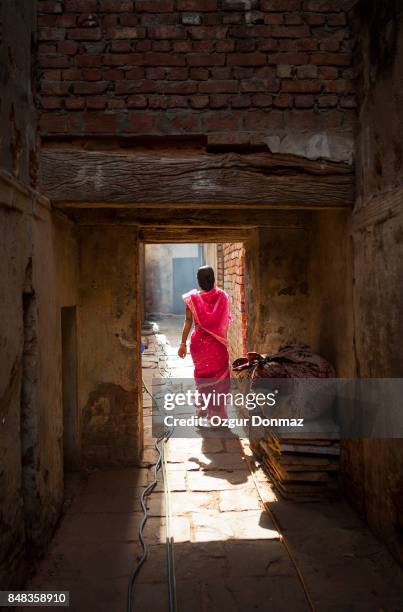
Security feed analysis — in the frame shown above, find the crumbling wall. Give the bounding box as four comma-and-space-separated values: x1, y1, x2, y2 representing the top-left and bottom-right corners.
343, 0, 403, 564
0, 0, 81, 586
78, 226, 141, 466
245, 225, 312, 355
37, 0, 355, 162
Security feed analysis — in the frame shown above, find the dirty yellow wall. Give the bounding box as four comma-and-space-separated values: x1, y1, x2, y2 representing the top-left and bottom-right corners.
78, 226, 142, 466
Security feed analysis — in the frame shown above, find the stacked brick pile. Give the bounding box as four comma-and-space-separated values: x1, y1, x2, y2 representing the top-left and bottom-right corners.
37, 0, 355, 140
222, 242, 247, 361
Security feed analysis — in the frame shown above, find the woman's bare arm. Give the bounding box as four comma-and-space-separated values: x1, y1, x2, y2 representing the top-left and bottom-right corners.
178, 306, 193, 358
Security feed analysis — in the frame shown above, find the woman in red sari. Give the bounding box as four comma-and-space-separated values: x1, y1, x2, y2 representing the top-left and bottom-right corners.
178, 266, 231, 420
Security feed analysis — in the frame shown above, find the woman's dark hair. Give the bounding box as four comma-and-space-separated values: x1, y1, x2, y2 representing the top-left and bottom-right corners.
197, 265, 215, 291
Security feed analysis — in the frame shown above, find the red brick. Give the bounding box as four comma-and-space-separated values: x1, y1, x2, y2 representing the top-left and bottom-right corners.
39, 27, 66, 41
125, 67, 146, 78
157, 81, 197, 94
75, 55, 103, 67
243, 109, 284, 129
86, 96, 108, 109
115, 79, 155, 93
189, 27, 228, 40
106, 27, 145, 39
172, 41, 191, 54
187, 54, 226, 66
327, 13, 347, 26
41, 80, 70, 94
152, 41, 172, 52
303, 0, 342, 11
284, 12, 304, 24
135, 0, 174, 11
211, 67, 232, 79
68, 28, 102, 41
296, 38, 318, 51
240, 78, 279, 92
82, 68, 102, 80
63, 68, 82, 80
267, 52, 308, 65
320, 40, 340, 52
56, 14, 78, 27
231, 94, 251, 108
73, 81, 109, 94
108, 99, 126, 108
65, 97, 85, 109
270, 25, 310, 37
216, 40, 235, 53
311, 52, 350, 66
273, 93, 293, 107
148, 95, 168, 109
261, 0, 300, 10
210, 95, 229, 109
304, 13, 325, 25
167, 96, 188, 108
40, 113, 71, 133
296, 64, 318, 78
57, 40, 79, 55
282, 79, 321, 93
166, 67, 189, 80
324, 79, 353, 93
264, 13, 284, 24
38, 1, 62, 13
137, 40, 153, 51
203, 112, 239, 132
111, 40, 131, 52
294, 94, 314, 107
252, 93, 273, 107
125, 111, 155, 132
128, 95, 148, 108
199, 80, 239, 93
84, 112, 118, 133
228, 53, 266, 66
190, 95, 210, 109
189, 67, 209, 80
317, 95, 338, 107
319, 66, 338, 79
287, 109, 318, 129
149, 26, 186, 39
100, 0, 133, 11
42, 69, 61, 80
177, 0, 217, 10
65, 0, 97, 10
119, 14, 139, 25
41, 96, 62, 109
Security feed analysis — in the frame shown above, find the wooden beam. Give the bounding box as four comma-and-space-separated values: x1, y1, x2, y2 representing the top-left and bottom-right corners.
61, 207, 311, 228
140, 227, 249, 243
41, 149, 353, 210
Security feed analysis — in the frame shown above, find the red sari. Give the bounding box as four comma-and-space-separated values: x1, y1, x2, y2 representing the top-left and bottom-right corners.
183, 287, 231, 419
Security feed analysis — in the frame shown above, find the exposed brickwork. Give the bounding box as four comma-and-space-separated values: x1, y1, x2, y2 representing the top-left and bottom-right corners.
37, 0, 355, 140
222, 242, 246, 362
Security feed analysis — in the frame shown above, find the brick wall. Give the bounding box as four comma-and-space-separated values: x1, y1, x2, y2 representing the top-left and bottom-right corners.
222, 242, 246, 362
37, 0, 355, 154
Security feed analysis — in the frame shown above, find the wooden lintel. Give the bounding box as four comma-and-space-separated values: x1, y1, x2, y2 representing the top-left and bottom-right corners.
61, 207, 311, 228
41, 149, 353, 210
140, 227, 249, 243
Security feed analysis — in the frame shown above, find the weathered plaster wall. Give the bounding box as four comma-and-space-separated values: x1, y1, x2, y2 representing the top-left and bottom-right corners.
78, 226, 142, 466
245, 225, 312, 354
342, 0, 403, 564
308, 210, 354, 377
